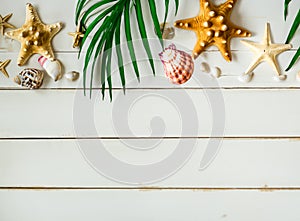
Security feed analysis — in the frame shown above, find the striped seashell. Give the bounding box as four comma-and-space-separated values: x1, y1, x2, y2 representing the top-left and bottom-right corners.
38, 56, 62, 81
159, 44, 194, 84
14, 68, 44, 89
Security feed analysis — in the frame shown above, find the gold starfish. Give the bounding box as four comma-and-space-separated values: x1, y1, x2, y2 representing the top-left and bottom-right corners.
0, 59, 11, 78
0, 14, 15, 36
68, 24, 84, 48
5, 3, 62, 66
174, 0, 251, 61
241, 23, 292, 81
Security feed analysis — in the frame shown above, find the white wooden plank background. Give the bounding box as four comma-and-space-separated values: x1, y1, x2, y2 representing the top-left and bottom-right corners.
1, 0, 300, 220
1, 190, 300, 221
0, 139, 300, 187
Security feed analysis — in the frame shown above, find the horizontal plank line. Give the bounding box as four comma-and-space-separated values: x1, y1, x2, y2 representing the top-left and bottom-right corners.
1, 87, 300, 91
0, 137, 300, 141
0, 187, 300, 192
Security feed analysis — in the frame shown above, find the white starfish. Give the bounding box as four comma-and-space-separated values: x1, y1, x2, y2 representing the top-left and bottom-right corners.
240, 23, 292, 82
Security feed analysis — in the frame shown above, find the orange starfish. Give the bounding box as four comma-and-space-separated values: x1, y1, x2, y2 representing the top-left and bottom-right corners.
174, 0, 251, 61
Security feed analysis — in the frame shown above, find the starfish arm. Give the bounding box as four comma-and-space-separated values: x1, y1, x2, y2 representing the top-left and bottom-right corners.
5, 28, 23, 41
266, 56, 282, 76
46, 23, 63, 38
244, 55, 264, 75
4, 23, 16, 29
68, 32, 76, 37
218, 0, 236, 15
25, 3, 41, 23
0, 68, 9, 78
174, 17, 199, 31
17, 45, 33, 66
241, 40, 263, 53
270, 43, 292, 54
230, 26, 252, 38
263, 23, 272, 45
193, 38, 207, 59
40, 45, 56, 61
3, 13, 13, 21
215, 39, 232, 61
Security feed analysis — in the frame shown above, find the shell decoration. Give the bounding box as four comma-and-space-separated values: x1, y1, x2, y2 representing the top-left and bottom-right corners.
14, 68, 44, 89
159, 44, 194, 84
65, 71, 80, 81
38, 56, 62, 81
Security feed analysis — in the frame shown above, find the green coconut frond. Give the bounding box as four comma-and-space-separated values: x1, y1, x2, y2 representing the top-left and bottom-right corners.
75, 0, 179, 100
284, 0, 292, 21
285, 8, 300, 71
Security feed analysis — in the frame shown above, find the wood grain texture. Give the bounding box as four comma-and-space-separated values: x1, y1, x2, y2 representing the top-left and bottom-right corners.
1, 189, 300, 221
0, 89, 299, 138
0, 139, 300, 187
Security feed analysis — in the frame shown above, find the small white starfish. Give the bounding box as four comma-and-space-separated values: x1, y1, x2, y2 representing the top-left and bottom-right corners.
240, 23, 292, 82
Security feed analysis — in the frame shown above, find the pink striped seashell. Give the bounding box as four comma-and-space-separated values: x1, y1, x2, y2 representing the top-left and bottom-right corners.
38, 56, 62, 81
159, 44, 194, 84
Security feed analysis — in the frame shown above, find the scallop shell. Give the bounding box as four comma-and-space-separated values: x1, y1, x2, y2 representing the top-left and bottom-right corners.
14, 68, 44, 89
38, 56, 62, 81
159, 44, 194, 84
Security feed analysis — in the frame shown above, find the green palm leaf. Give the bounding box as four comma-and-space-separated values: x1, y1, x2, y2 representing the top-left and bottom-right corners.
75, 0, 178, 100
135, 0, 155, 74
124, 1, 140, 81
284, 0, 292, 21
148, 0, 164, 48
115, 19, 126, 93
81, 0, 116, 26
286, 9, 300, 43
286, 47, 300, 71
174, 0, 179, 15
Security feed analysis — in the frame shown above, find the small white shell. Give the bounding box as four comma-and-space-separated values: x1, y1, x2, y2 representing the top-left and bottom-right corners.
65, 71, 80, 81
38, 56, 62, 81
14, 68, 44, 89
239, 73, 254, 83
273, 74, 287, 82
155, 23, 175, 40
211, 66, 222, 78
200, 62, 210, 73
297, 71, 300, 82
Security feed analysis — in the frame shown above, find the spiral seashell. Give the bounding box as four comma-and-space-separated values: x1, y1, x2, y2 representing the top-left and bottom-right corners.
159, 44, 194, 84
14, 68, 44, 89
38, 56, 62, 81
